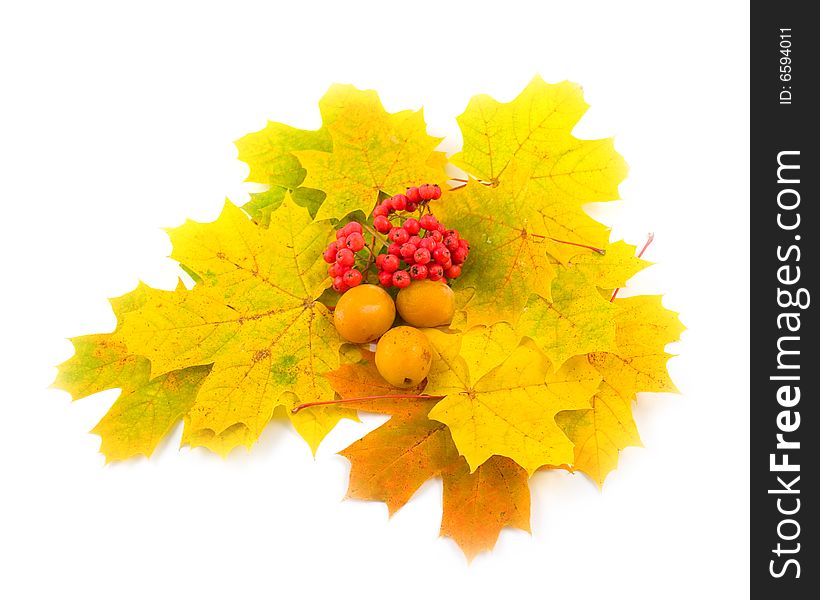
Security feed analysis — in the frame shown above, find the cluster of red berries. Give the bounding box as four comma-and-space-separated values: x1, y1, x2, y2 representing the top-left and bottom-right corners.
372, 184, 441, 234
375, 214, 469, 289
324, 221, 367, 292
322, 183, 468, 293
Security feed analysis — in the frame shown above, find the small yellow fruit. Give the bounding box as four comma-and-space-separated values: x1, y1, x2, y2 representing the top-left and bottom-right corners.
333, 284, 396, 343
396, 279, 455, 327
375, 326, 433, 388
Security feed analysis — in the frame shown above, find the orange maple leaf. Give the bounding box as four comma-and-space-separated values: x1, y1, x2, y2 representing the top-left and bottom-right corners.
322, 352, 531, 559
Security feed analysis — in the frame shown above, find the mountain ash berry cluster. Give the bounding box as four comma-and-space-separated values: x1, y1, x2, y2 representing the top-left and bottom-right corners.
322, 184, 470, 293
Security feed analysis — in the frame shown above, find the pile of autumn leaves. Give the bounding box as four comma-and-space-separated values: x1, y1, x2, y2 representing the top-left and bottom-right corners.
54, 77, 683, 559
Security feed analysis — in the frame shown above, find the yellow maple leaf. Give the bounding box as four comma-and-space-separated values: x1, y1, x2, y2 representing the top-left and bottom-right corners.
570, 240, 651, 290
589, 295, 684, 400
113, 197, 354, 452
448, 76, 627, 265
452, 77, 590, 183
425, 324, 601, 474
555, 384, 642, 487
181, 418, 256, 457
295, 84, 447, 222
285, 392, 360, 454
555, 295, 683, 485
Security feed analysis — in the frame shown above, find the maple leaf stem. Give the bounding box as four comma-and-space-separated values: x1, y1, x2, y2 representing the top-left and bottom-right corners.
610, 232, 655, 302
545, 236, 606, 255
291, 394, 445, 414
447, 176, 494, 187
636, 232, 655, 258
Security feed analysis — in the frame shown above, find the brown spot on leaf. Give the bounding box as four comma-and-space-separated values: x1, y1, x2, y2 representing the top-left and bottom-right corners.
252, 349, 271, 363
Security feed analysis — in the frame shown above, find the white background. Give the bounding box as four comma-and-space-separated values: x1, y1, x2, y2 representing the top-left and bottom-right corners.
0, 1, 749, 598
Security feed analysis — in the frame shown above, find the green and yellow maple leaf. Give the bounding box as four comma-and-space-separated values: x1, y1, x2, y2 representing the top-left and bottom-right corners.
53, 334, 150, 400
54, 283, 215, 461
435, 178, 557, 326
235, 121, 331, 225
53, 281, 158, 402
516, 268, 618, 368
425, 324, 601, 474
236, 121, 331, 186
295, 84, 447, 222
93, 365, 212, 462
436, 188, 640, 334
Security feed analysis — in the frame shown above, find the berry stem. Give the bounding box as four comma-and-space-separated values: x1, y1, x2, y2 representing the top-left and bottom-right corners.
362, 233, 377, 276
361, 222, 391, 249
610, 232, 655, 302
291, 394, 446, 414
